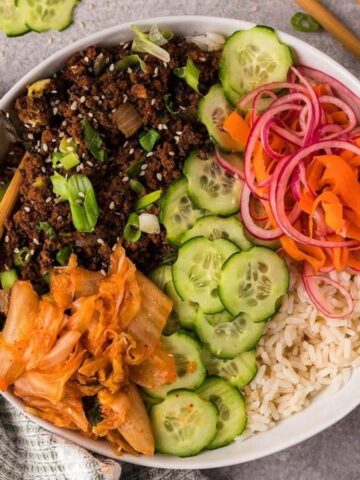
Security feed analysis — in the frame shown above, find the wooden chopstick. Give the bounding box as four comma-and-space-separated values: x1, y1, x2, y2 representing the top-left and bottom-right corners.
0, 153, 28, 238
295, 0, 360, 59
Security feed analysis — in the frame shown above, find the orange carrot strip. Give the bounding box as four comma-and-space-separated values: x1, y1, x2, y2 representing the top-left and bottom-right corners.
280, 236, 326, 271
223, 111, 250, 148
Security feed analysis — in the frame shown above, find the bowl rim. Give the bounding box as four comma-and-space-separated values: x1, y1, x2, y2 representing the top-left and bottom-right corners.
1, 15, 360, 470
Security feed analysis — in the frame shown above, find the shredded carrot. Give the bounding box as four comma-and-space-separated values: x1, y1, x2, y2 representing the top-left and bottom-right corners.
280, 236, 326, 271
223, 111, 250, 148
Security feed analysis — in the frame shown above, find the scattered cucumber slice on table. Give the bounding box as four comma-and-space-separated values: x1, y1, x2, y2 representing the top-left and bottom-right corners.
164, 281, 199, 330
145, 331, 206, 399
219, 247, 289, 322
0, 0, 29, 36
202, 348, 258, 388
219, 25, 293, 106
17, 0, 78, 32
150, 390, 218, 456
160, 176, 206, 247
181, 215, 252, 251
198, 84, 245, 152
195, 313, 265, 359
172, 237, 239, 314
184, 151, 243, 216
197, 377, 247, 449
148, 265, 172, 291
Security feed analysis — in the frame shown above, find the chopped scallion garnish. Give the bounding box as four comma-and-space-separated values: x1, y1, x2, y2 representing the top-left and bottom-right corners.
123, 212, 141, 242
59, 137, 78, 154
50, 172, 68, 200
164, 93, 179, 114
13, 248, 32, 267
114, 54, 147, 73
56, 246, 72, 266
0, 269, 18, 289
174, 58, 200, 93
126, 155, 146, 177
36, 221, 56, 240
291, 12, 321, 32
135, 189, 162, 211
129, 179, 146, 195
149, 24, 173, 45
81, 119, 106, 161
67, 174, 100, 233
52, 151, 80, 170
131, 24, 170, 63
139, 128, 160, 152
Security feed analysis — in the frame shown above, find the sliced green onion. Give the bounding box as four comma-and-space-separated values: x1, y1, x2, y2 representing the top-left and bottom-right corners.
114, 54, 146, 73
56, 246, 72, 266
36, 221, 56, 240
139, 212, 160, 234
67, 174, 100, 233
0, 183, 9, 202
111, 103, 143, 138
291, 12, 321, 32
50, 172, 68, 200
0, 269, 18, 289
59, 137, 78, 154
174, 58, 200, 93
129, 179, 146, 195
123, 212, 141, 242
93, 53, 109, 76
126, 155, 146, 178
149, 24, 173, 45
13, 248, 32, 267
81, 119, 106, 161
164, 93, 179, 114
51, 151, 64, 168
59, 152, 80, 170
131, 24, 170, 63
139, 128, 160, 152
135, 189, 162, 211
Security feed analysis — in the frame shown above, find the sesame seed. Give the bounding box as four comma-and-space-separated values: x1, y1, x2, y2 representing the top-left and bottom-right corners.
127, 67, 132, 74
45, 197, 52, 203
112, 108, 117, 113
109, 201, 115, 210
163, 62, 168, 68
176, 131, 183, 136
109, 63, 115, 72
174, 135, 180, 143
158, 124, 163, 131
62, 120, 67, 127
28, 133, 34, 139
45, 157, 52, 163
179, 105, 186, 111
151, 98, 156, 106
93, 96, 100, 101
129, 148, 134, 155
8, 151, 14, 155
146, 152, 154, 157
24, 206, 30, 213
54, 99, 60, 105
24, 124, 30, 129
123, 94, 128, 103
100, 269, 106, 276
199, 56, 206, 62
5, 112, 10, 118
123, 42, 129, 49
30, 249, 35, 255
162, 124, 168, 130
84, 56, 89, 63
4, 235, 9, 243
59, 132, 65, 138
76, 165, 81, 172
123, 141, 129, 147
42, 144, 48, 152
33, 238, 40, 245
139, 171, 145, 177
41, 166, 46, 173
57, 216, 62, 221
70, 101, 78, 110
88, 112, 94, 118
141, 163, 148, 170
156, 173, 163, 181
78, 114, 83, 119
169, 151, 175, 156
86, 161, 94, 167
80, 96, 86, 103
123, 176, 129, 182
51, 90, 58, 94
101, 95, 106, 100
97, 238, 105, 245
153, 67, 159, 78
13, 248, 19, 253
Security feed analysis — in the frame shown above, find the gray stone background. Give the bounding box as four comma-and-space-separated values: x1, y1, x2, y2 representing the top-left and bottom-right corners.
0, 1, 359, 479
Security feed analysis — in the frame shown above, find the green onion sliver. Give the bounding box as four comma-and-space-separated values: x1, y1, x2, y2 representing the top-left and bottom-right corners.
114, 55, 146, 73
164, 93, 179, 114
81, 119, 106, 161
67, 174, 100, 233
0, 269, 18, 289
50, 172, 68, 200
291, 12, 321, 32
36, 221, 56, 240
56, 246, 72, 266
129, 179, 146, 195
131, 24, 170, 63
59, 137, 78, 154
149, 24, 173, 45
139, 128, 160, 152
135, 189, 162, 211
13, 248, 32, 267
126, 155, 146, 177
60, 152, 80, 170
174, 58, 200, 93
123, 212, 141, 242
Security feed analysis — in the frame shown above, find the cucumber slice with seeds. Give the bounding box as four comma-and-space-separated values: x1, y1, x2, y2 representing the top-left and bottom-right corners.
145, 331, 206, 399
219, 247, 289, 322
164, 280, 199, 330
148, 265, 172, 291
202, 348, 258, 388
197, 377, 247, 449
181, 215, 252, 251
195, 313, 265, 359
151, 390, 218, 456
204, 310, 233, 326
198, 84, 244, 152
172, 237, 239, 314
17, 0, 78, 32
184, 151, 243, 216
220, 26, 293, 106
0, 0, 29, 36
160, 176, 206, 247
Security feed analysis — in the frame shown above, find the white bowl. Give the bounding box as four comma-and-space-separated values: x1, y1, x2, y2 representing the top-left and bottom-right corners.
1, 15, 360, 470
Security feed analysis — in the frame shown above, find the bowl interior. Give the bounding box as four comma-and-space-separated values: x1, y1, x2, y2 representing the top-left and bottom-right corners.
1, 16, 360, 469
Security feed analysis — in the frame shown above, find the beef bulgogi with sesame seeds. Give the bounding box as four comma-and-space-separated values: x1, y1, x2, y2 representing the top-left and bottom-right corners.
0, 35, 221, 286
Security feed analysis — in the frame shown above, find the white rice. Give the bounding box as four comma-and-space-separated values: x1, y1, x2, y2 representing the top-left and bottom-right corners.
244, 262, 360, 434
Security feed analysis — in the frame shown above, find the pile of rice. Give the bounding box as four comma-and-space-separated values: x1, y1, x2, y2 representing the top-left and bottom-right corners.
244, 263, 360, 434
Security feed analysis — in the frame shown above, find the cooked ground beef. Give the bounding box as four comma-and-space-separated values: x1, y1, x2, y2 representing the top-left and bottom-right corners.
0, 37, 220, 286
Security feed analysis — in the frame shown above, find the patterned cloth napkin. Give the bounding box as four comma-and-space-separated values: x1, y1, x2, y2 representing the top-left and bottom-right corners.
0, 397, 206, 480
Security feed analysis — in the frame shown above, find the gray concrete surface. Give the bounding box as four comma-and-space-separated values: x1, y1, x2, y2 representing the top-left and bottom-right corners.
0, 1, 360, 479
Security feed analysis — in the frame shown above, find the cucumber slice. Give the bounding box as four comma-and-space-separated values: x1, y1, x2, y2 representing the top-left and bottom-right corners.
181, 215, 252, 251
195, 313, 265, 359
151, 390, 218, 456
198, 84, 244, 152
164, 281, 199, 330
197, 377, 247, 449
0, 0, 29, 36
202, 348, 258, 388
148, 265, 172, 291
219, 247, 289, 322
17, 0, 78, 32
172, 237, 239, 314
220, 26, 293, 105
145, 332, 206, 399
184, 151, 243, 216
160, 177, 206, 247
204, 310, 233, 326
140, 390, 162, 412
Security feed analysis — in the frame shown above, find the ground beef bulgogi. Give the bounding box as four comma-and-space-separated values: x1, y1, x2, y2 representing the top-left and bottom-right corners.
0, 37, 221, 286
